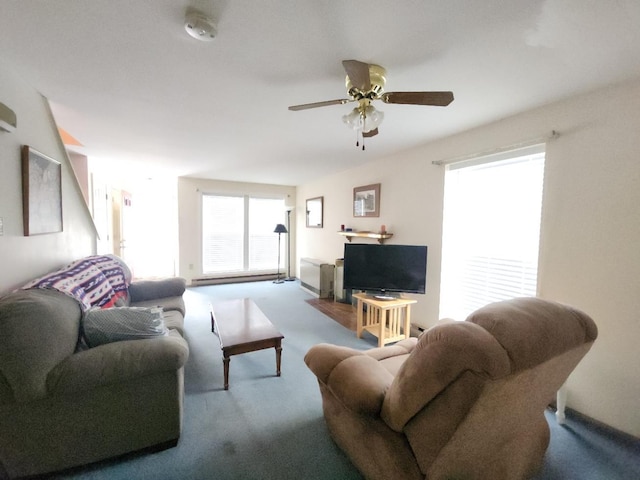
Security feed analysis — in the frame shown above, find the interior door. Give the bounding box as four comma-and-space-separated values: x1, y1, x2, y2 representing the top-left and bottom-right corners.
111, 189, 133, 263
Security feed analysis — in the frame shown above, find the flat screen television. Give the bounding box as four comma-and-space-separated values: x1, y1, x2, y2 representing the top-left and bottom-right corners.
343, 243, 427, 299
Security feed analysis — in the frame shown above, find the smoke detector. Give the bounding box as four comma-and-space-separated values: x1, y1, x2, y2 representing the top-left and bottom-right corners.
185, 12, 216, 41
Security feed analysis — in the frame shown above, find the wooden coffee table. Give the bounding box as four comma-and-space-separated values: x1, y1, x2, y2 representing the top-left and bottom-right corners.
210, 298, 284, 390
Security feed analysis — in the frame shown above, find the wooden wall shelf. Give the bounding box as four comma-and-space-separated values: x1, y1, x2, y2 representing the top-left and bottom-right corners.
338, 231, 393, 244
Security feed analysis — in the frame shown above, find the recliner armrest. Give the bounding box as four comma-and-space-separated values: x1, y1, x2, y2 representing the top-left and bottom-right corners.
305, 343, 394, 416
46, 333, 189, 396
364, 337, 417, 361
304, 343, 363, 383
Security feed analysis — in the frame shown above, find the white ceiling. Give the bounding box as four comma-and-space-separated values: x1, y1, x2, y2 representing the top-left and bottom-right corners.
2, 0, 640, 186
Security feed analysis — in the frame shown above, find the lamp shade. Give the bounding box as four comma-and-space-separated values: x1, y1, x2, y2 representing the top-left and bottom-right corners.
274, 224, 288, 233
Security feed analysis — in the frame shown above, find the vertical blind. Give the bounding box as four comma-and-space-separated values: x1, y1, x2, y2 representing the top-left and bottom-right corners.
202, 194, 285, 275
439, 148, 545, 320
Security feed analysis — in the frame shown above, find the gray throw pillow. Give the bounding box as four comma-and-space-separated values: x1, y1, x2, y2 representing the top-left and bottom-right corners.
82, 306, 168, 348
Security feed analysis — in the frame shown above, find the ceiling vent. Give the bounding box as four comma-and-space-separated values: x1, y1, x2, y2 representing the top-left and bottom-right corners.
184, 12, 216, 41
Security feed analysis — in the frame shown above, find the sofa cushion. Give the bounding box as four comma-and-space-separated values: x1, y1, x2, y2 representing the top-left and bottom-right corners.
130, 295, 186, 317
82, 306, 168, 348
47, 330, 189, 395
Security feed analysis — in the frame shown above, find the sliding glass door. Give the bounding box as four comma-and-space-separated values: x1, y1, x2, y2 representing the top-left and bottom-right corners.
202, 194, 285, 275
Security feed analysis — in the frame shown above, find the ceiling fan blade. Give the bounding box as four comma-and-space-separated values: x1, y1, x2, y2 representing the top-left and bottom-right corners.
363, 128, 379, 138
381, 91, 454, 106
288, 98, 352, 111
342, 60, 371, 92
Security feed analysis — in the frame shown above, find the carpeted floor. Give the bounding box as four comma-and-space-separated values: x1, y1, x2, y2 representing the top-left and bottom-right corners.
51, 280, 639, 480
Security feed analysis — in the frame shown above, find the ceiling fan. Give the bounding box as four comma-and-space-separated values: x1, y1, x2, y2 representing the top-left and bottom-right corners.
288, 60, 454, 149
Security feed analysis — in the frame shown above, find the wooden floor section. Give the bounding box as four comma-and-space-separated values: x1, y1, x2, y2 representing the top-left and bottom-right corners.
306, 298, 357, 332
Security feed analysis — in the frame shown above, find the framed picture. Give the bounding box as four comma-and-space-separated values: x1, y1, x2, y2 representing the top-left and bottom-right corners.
21, 145, 63, 236
306, 196, 323, 228
353, 183, 380, 217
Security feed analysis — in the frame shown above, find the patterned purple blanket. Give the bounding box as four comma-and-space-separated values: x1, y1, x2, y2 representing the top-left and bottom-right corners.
23, 255, 130, 311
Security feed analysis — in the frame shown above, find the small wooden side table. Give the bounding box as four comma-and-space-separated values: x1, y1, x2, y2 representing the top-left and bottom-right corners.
353, 293, 417, 347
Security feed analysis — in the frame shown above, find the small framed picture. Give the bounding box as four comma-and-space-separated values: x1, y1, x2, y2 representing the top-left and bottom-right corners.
353, 183, 380, 217
21, 145, 63, 235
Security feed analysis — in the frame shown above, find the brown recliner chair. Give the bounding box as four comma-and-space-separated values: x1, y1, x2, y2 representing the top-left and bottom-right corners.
304, 297, 597, 480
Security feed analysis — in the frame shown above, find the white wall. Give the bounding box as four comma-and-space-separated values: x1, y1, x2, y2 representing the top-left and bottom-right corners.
297, 78, 640, 437
177, 177, 296, 284
0, 66, 96, 293
296, 150, 446, 326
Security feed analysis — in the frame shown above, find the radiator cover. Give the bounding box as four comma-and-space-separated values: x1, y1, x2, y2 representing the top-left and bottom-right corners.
300, 258, 334, 299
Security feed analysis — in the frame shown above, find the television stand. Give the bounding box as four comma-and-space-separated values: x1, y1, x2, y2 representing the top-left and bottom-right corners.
353, 293, 417, 347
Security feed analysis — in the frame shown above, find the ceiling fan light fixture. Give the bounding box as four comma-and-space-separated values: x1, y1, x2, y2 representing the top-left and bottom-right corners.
184, 12, 217, 41
342, 105, 384, 133
342, 107, 363, 130
362, 105, 384, 133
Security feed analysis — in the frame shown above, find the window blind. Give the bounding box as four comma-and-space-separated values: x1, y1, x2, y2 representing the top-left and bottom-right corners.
202, 195, 244, 273
248, 197, 284, 271
439, 150, 545, 320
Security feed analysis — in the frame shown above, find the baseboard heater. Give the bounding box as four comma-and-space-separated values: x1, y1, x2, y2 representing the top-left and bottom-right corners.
299, 258, 334, 299
191, 273, 278, 287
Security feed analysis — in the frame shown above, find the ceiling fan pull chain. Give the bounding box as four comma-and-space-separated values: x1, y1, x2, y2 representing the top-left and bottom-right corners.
360, 109, 365, 150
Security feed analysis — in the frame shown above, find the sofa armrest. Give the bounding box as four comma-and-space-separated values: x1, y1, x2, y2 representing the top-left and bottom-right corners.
46, 333, 189, 396
128, 277, 186, 303
305, 343, 394, 416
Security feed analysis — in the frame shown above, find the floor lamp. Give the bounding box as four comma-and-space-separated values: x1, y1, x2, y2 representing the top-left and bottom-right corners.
273, 223, 287, 284
285, 208, 295, 281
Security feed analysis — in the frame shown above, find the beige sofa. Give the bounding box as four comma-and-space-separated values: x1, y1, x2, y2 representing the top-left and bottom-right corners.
305, 297, 598, 480
0, 255, 189, 479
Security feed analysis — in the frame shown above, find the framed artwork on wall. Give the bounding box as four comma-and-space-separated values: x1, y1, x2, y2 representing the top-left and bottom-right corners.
353, 183, 380, 217
21, 145, 63, 236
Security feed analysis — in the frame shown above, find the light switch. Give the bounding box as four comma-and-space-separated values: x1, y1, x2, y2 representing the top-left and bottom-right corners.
0, 217, 3, 236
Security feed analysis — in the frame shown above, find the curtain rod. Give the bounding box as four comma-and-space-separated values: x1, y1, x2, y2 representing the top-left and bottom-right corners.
432, 130, 560, 166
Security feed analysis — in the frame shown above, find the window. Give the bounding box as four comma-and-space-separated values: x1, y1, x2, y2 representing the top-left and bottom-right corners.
202, 195, 244, 273
248, 197, 283, 271
439, 147, 545, 320
202, 194, 285, 275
